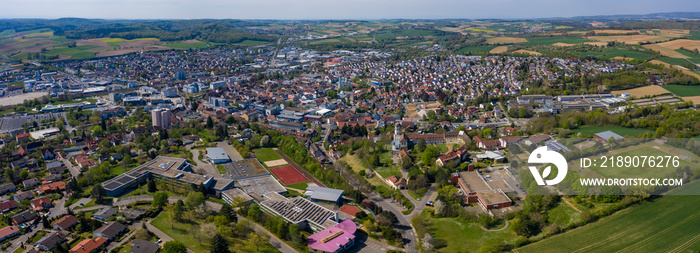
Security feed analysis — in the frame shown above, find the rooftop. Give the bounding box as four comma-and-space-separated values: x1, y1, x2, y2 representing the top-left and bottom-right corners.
206, 147, 230, 161
305, 186, 344, 203
307, 220, 357, 252
260, 192, 336, 228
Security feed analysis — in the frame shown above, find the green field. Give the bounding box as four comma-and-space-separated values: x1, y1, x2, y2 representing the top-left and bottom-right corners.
456, 45, 496, 54
656, 56, 700, 66
517, 182, 700, 253
163, 41, 209, 49
520, 37, 593, 46
234, 40, 269, 46
577, 49, 654, 60
578, 141, 700, 179
414, 210, 518, 252
662, 85, 700, 97
286, 181, 310, 191
44, 45, 99, 59
573, 126, 651, 137
252, 148, 283, 163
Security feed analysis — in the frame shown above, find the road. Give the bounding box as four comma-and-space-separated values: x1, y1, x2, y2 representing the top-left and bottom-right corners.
367, 191, 417, 252
62, 157, 81, 178
241, 214, 297, 253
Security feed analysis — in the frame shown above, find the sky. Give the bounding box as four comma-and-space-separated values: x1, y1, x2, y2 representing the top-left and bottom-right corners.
0, 0, 699, 20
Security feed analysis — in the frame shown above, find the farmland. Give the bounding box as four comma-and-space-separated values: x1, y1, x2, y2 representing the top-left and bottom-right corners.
611, 85, 670, 97
516, 182, 700, 253
485, 37, 527, 44
662, 85, 700, 97
582, 143, 697, 179
576, 48, 654, 60
520, 37, 593, 46
490, 46, 509, 53
456, 45, 496, 54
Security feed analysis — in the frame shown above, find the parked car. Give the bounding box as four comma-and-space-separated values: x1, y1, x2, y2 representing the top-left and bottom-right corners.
426, 201, 434, 206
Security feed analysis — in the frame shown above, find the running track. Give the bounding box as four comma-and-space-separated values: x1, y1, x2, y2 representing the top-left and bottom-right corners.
274, 149, 326, 187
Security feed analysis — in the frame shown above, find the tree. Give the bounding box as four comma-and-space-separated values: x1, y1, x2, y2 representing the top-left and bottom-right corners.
153, 191, 169, 208
19, 170, 29, 180
206, 116, 214, 129
434, 199, 445, 216
422, 233, 435, 251
248, 232, 262, 251
185, 191, 205, 208
163, 241, 187, 253
210, 233, 230, 253
219, 203, 237, 223
173, 200, 184, 221
91, 185, 107, 203
42, 215, 49, 228
147, 178, 157, 192
260, 135, 270, 147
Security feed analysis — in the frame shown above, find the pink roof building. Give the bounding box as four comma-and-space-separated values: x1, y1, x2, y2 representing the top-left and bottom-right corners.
307, 220, 357, 253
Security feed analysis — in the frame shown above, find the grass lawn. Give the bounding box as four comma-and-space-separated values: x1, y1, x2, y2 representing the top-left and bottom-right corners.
216, 166, 226, 174
415, 209, 518, 252
74, 199, 97, 209
286, 181, 310, 191
339, 154, 395, 193
547, 201, 582, 227
407, 188, 428, 200
661, 84, 700, 97
434, 143, 454, 153
572, 126, 651, 137
252, 148, 283, 163
151, 210, 209, 253
233, 40, 269, 46
117, 246, 131, 253
44, 45, 100, 59
12, 247, 24, 253
518, 181, 700, 253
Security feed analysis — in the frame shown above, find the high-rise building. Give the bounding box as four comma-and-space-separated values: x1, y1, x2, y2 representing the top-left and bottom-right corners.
151, 108, 171, 129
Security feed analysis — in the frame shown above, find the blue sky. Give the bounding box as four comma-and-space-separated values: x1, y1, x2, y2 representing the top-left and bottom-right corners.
1, 0, 698, 19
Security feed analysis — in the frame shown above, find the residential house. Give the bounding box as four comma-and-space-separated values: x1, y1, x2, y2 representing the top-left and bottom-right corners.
46, 161, 65, 174
0, 225, 20, 242
36, 231, 68, 251
93, 221, 126, 241
130, 239, 159, 253
0, 200, 17, 213
499, 136, 522, 148
11, 210, 37, 225
52, 215, 79, 230
0, 183, 16, 195
40, 148, 55, 160
384, 176, 407, 190
31, 196, 52, 211
93, 207, 117, 221
14, 191, 34, 202
71, 237, 108, 253
38, 181, 65, 194
22, 178, 40, 188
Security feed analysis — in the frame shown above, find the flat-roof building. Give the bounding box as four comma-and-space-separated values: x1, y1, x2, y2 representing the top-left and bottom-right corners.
101, 156, 213, 197
260, 192, 338, 232
307, 220, 357, 253
305, 186, 344, 204
206, 147, 231, 164
454, 171, 513, 210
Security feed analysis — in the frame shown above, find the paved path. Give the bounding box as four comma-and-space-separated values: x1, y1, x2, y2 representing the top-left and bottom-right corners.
240, 215, 297, 253
62, 158, 81, 178
68, 198, 92, 210
274, 149, 325, 187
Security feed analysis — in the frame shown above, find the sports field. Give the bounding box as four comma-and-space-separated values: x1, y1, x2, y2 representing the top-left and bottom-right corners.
269, 165, 308, 185
516, 182, 700, 253
252, 148, 283, 163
